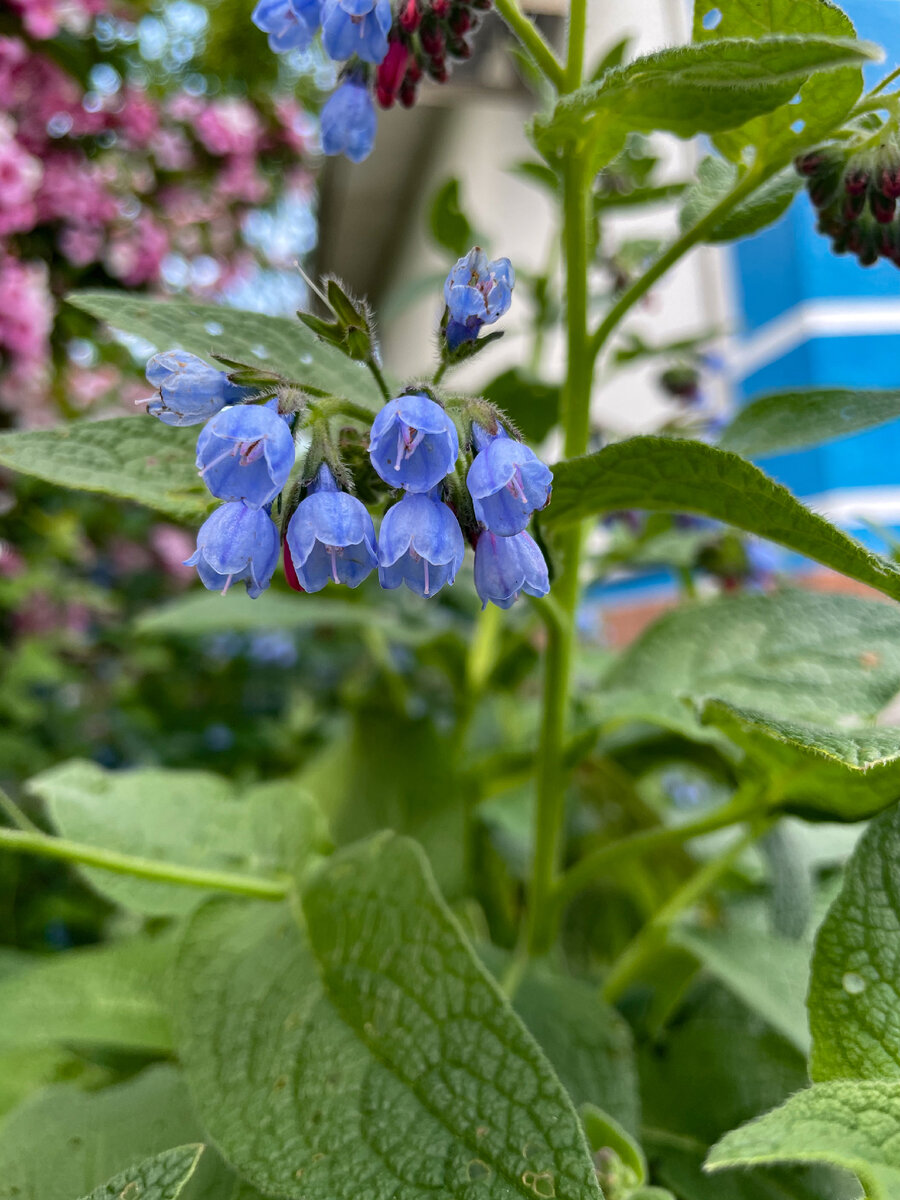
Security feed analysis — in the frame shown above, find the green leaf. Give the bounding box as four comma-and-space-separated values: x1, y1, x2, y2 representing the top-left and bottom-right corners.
175, 835, 601, 1200
0, 934, 172, 1053
701, 699, 900, 821
0, 1048, 109, 1122
0, 1065, 229, 1200
532, 36, 877, 170
429, 178, 479, 258
693, 0, 866, 169
719, 388, 900, 458
0, 418, 207, 521
580, 1104, 646, 1186
67, 292, 383, 407
808, 802, 900, 1082
79, 1146, 203, 1200
27, 760, 324, 915
482, 367, 560, 443
679, 158, 800, 241
511, 966, 639, 1133
602, 590, 900, 729
672, 921, 810, 1053
706, 1081, 900, 1200
546, 438, 900, 602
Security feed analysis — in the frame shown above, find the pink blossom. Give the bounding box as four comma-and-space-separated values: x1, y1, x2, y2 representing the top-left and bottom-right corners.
36, 153, 117, 225
218, 155, 269, 204
275, 99, 317, 154
0, 117, 42, 236
10, 0, 60, 40
0, 257, 53, 368
151, 127, 194, 172
150, 524, 196, 582
104, 211, 169, 285
119, 87, 160, 148
193, 99, 263, 157
58, 222, 104, 265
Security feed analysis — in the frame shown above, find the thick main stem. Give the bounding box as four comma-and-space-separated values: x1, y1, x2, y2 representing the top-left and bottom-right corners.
526, 30, 591, 953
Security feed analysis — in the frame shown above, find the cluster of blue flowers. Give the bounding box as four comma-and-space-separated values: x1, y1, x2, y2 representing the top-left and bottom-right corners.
139, 247, 552, 608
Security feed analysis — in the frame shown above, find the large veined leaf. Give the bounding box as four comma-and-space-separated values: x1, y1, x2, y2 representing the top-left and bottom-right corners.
79, 1146, 203, 1200
546, 438, 900, 602
679, 157, 800, 242
692, 0, 867, 168
532, 35, 876, 170
0, 934, 173, 1053
0, 1065, 230, 1200
701, 699, 900, 821
719, 388, 900, 458
601, 590, 900, 729
175, 835, 601, 1200
67, 291, 384, 407
808, 803, 900, 1082
0, 418, 207, 521
706, 1082, 900, 1200
27, 761, 325, 915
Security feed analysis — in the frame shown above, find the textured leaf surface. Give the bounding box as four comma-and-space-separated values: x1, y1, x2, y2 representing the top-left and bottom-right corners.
68, 291, 383, 407
533, 36, 875, 169
511, 967, 639, 1133
679, 157, 800, 241
175, 836, 600, 1200
809, 803, 900, 1082
0, 1065, 228, 1200
693, 0, 865, 168
0, 418, 206, 521
27, 760, 323, 914
602, 590, 900, 728
0, 934, 172, 1052
79, 1146, 202, 1200
701, 699, 900, 820
546, 438, 900, 601
706, 1082, 900, 1200
719, 388, 900, 458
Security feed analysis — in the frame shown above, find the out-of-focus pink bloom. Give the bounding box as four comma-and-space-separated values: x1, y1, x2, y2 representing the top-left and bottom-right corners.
166, 93, 204, 123
104, 211, 169, 285
10, 0, 60, 40
58, 222, 104, 265
150, 524, 197, 582
0, 116, 42, 235
193, 99, 263, 157
119, 87, 160, 147
37, 153, 117, 224
151, 127, 194, 172
218, 155, 269, 204
0, 541, 25, 578
275, 99, 317, 154
0, 257, 53, 368
67, 364, 119, 408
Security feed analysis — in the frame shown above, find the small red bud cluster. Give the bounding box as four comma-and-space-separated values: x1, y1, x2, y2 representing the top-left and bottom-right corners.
796, 139, 900, 268
375, 0, 491, 109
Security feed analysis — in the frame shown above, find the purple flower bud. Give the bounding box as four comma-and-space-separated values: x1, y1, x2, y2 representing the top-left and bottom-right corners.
474, 530, 549, 610
196, 403, 295, 509
467, 425, 552, 536
252, 0, 320, 51
321, 0, 391, 63
369, 392, 459, 493
141, 350, 249, 427
285, 464, 378, 591
443, 248, 515, 350
378, 490, 465, 597
320, 78, 377, 163
185, 502, 279, 598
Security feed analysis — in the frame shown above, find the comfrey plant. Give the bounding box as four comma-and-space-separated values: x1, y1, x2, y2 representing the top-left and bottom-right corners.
9, 4, 900, 1200
141, 251, 552, 607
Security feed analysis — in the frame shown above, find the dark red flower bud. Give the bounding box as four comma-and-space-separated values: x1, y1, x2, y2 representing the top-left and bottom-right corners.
399, 76, 418, 106
881, 166, 900, 198
376, 38, 410, 108
399, 0, 421, 32
809, 178, 838, 209
283, 541, 305, 592
844, 167, 870, 196
427, 56, 450, 81
843, 191, 866, 221
448, 34, 472, 58
795, 150, 825, 177
871, 190, 896, 224
420, 15, 445, 57
405, 58, 423, 84
448, 6, 472, 34
471, 0, 492, 10
431, 0, 451, 16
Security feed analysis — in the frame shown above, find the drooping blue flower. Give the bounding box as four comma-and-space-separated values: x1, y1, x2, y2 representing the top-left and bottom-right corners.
320, 77, 377, 163
378, 490, 465, 598
252, 0, 320, 51
142, 350, 249, 427
321, 0, 391, 63
474, 529, 549, 610
196, 403, 295, 509
369, 392, 459, 493
443, 248, 515, 350
186, 502, 279, 599
285, 464, 377, 591
467, 424, 552, 536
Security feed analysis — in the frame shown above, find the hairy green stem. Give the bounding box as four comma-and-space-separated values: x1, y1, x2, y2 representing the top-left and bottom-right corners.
553, 790, 770, 917
0, 827, 290, 901
494, 0, 565, 90
310, 396, 377, 424
602, 820, 772, 1004
367, 358, 391, 402
588, 164, 769, 366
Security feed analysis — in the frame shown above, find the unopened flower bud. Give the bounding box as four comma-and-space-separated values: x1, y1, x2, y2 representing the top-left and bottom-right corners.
871, 190, 896, 224
448, 6, 472, 34
844, 166, 870, 196
447, 35, 472, 59
399, 0, 421, 31
376, 38, 411, 108
399, 76, 419, 107
431, 0, 450, 16
427, 56, 449, 81
420, 15, 445, 56
881, 165, 900, 198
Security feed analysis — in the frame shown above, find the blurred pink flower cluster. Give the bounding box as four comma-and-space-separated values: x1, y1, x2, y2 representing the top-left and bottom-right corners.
0, 13, 316, 426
